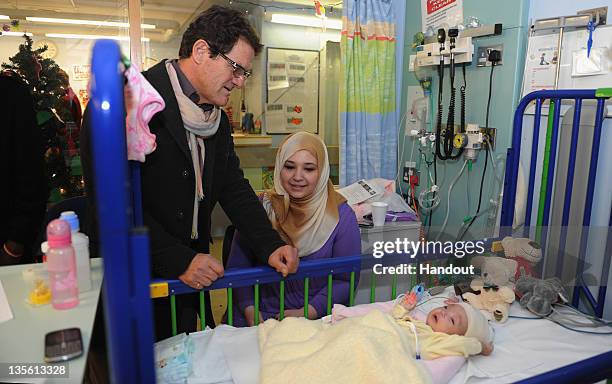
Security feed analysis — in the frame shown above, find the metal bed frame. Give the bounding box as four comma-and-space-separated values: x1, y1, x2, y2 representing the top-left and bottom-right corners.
89, 40, 611, 383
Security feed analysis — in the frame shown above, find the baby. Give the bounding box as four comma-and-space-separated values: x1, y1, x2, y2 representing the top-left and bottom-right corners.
392, 293, 494, 359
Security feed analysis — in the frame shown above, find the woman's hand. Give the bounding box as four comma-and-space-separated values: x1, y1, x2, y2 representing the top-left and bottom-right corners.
244, 306, 263, 326
279, 305, 317, 319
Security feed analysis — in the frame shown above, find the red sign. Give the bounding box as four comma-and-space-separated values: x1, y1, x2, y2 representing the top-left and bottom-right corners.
427, 0, 456, 15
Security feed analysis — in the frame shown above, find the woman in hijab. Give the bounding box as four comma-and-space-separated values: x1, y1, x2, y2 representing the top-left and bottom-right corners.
226, 132, 361, 326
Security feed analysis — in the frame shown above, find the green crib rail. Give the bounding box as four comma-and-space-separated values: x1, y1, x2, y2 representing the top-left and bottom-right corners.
153, 271, 367, 335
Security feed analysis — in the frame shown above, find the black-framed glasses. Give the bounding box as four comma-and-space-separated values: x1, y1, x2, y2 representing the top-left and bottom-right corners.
218, 52, 251, 79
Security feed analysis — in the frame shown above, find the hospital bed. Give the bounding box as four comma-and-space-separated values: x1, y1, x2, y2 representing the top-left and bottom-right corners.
88, 40, 612, 383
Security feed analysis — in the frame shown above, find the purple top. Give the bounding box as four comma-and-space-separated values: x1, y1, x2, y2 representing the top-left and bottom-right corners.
226, 202, 361, 326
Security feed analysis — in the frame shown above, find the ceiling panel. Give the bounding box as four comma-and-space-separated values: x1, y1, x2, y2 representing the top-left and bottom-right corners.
1, 0, 341, 42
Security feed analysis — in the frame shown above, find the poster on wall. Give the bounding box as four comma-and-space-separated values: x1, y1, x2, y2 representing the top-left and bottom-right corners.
266, 48, 319, 134
72, 64, 91, 81
421, 0, 463, 32
522, 33, 559, 97
268, 62, 289, 90
521, 26, 612, 116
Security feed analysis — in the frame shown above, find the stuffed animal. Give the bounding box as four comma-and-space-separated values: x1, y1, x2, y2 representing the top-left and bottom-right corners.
462, 279, 515, 322
515, 275, 568, 317
499, 237, 542, 280
471, 255, 517, 287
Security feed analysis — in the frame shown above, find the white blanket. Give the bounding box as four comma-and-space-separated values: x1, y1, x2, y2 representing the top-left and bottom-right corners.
448, 303, 612, 384
188, 326, 259, 384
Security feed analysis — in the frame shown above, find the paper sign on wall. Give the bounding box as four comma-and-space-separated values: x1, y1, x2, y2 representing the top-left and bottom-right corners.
572, 48, 607, 77
421, 0, 463, 32
522, 34, 559, 97
72, 64, 91, 81
266, 48, 319, 134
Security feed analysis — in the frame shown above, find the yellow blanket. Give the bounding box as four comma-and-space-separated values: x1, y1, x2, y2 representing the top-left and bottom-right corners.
258, 310, 432, 384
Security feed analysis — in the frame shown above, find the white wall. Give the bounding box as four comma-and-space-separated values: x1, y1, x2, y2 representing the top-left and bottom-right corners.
144, 37, 181, 68
528, 0, 612, 23
527, 0, 612, 319
263, 22, 340, 51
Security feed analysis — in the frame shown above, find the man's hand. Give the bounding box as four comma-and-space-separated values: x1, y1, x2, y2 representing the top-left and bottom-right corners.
179, 253, 224, 289
268, 245, 298, 277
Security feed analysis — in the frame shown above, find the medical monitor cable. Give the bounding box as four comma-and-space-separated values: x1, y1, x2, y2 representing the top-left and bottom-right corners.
510, 310, 612, 335
444, 33, 456, 158
443, 29, 465, 160
553, 304, 612, 326
436, 159, 468, 241
460, 63, 467, 144
434, 28, 448, 162
431, 28, 446, 233
443, 62, 467, 160
462, 56, 497, 239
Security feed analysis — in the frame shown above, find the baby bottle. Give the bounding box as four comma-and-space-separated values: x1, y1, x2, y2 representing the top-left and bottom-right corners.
59, 211, 91, 292
46, 219, 79, 309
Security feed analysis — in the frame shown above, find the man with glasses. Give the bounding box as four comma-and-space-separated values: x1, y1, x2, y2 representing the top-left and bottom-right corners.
81, 5, 298, 340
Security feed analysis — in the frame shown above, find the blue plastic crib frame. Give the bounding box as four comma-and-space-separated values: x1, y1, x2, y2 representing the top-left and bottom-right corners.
90, 41, 612, 383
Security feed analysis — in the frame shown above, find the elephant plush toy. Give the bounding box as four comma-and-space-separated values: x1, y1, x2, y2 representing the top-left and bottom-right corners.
515, 275, 568, 317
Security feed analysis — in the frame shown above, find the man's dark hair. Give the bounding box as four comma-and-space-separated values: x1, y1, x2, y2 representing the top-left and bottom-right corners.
179, 5, 263, 59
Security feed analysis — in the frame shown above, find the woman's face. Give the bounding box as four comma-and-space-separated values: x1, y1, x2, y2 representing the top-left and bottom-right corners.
280, 150, 319, 199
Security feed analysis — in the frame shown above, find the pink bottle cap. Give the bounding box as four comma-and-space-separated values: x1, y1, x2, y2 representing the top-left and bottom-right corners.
47, 219, 72, 248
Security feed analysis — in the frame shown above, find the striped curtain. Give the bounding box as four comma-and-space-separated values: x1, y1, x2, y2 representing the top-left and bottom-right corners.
339, 0, 404, 186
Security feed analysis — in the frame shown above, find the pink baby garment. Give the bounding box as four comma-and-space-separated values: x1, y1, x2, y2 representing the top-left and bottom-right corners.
124, 64, 164, 162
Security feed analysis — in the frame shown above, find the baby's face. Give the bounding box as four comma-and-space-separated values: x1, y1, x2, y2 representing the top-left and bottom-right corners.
426, 304, 468, 335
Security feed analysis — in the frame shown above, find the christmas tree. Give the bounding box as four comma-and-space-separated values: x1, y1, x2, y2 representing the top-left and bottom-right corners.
2, 35, 84, 202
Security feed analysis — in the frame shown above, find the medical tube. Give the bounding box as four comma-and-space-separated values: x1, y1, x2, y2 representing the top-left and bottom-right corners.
436, 160, 468, 241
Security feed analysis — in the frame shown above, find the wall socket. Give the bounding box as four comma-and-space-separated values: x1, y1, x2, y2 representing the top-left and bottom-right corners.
477, 45, 503, 67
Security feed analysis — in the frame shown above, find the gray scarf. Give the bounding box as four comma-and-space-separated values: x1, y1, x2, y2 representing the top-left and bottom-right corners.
166, 61, 221, 239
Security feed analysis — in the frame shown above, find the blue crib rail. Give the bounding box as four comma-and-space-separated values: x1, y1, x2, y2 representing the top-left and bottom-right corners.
161, 255, 361, 295
500, 89, 610, 318
90, 40, 155, 383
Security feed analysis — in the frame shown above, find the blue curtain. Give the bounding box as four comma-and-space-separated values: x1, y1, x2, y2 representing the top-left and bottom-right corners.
339, 0, 406, 186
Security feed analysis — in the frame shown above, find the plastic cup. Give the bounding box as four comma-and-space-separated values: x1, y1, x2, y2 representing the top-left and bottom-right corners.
371, 202, 388, 227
